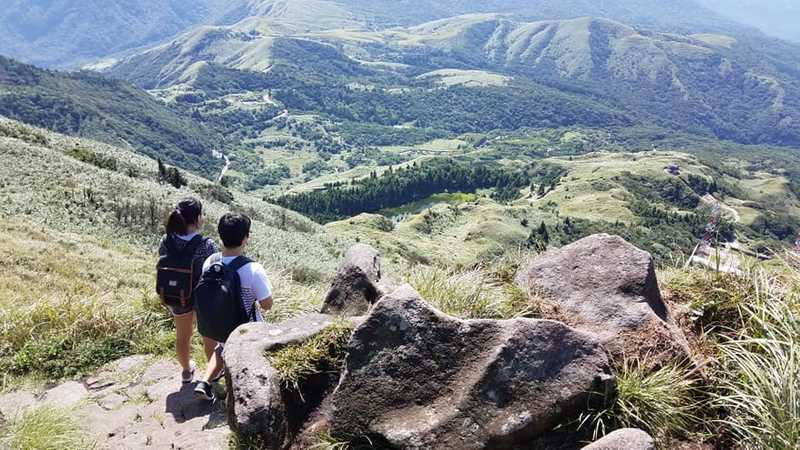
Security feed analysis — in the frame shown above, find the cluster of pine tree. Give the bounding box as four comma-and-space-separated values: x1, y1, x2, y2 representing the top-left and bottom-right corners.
273, 159, 530, 223
157, 159, 188, 189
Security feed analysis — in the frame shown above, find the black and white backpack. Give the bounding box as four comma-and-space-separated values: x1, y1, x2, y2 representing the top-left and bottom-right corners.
194, 254, 256, 343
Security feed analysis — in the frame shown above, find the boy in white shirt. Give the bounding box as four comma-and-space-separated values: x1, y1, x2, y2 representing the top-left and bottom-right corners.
195, 213, 273, 401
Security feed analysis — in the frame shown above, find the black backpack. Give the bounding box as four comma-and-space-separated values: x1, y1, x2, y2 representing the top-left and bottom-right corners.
156, 235, 205, 309
194, 254, 256, 343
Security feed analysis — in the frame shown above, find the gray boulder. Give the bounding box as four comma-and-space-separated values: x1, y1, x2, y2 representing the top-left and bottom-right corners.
321, 243, 396, 316
515, 234, 687, 361
582, 428, 656, 450
329, 285, 613, 450
223, 314, 359, 449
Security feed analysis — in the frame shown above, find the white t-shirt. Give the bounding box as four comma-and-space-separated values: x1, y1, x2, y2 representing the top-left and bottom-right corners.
202, 254, 273, 322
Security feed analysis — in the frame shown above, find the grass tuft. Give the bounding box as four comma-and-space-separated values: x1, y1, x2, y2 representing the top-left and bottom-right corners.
712, 272, 800, 449
268, 319, 354, 391
309, 432, 353, 450
1, 405, 91, 450
407, 265, 540, 319
662, 267, 758, 333
407, 267, 500, 319
587, 357, 705, 443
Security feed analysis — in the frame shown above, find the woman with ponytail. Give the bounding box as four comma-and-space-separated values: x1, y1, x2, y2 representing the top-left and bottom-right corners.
157, 198, 218, 383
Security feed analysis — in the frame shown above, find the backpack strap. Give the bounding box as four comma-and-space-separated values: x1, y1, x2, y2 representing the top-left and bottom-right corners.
227, 256, 256, 321
227, 256, 253, 272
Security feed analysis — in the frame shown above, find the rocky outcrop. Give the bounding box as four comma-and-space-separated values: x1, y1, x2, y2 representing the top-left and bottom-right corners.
516, 234, 688, 361
328, 285, 614, 450
321, 243, 396, 316
223, 314, 360, 449
582, 428, 656, 450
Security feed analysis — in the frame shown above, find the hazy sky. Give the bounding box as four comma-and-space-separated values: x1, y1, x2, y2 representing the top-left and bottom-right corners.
696, 0, 800, 42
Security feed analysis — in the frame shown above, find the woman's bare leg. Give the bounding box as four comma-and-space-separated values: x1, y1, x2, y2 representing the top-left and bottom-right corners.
174, 311, 195, 370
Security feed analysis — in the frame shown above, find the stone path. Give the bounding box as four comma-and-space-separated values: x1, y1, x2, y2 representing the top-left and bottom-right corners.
0, 356, 230, 449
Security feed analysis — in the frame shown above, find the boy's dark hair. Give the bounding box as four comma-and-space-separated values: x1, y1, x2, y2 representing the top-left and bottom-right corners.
166, 197, 203, 235
218, 213, 251, 248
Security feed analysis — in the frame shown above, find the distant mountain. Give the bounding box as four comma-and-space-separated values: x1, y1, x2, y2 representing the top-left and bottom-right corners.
0, 0, 215, 68
0, 56, 218, 174
696, 0, 800, 43
101, 13, 800, 147
0, 0, 749, 69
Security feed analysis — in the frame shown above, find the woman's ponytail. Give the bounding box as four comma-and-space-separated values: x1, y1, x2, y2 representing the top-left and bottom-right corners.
166, 208, 188, 235
165, 197, 202, 236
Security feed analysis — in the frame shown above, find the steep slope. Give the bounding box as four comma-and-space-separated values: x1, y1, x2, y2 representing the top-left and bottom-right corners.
0, 118, 345, 391
0, 117, 339, 273
0, 56, 219, 175
99, 17, 369, 90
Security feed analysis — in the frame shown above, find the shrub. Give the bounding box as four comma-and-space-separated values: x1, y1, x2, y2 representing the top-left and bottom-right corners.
65, 147, 118, 171
662, 267, 757, 333
0, 121, 48, 146
407, 265, 541, 320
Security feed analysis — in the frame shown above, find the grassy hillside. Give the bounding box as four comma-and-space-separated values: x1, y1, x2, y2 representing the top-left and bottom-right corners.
0, 56, 220, 176
278, 141, 800, 265
0, 118, 350, 381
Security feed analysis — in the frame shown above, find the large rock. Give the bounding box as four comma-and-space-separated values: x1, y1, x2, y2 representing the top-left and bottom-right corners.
515, 234, 687, 360
582, 428, 656, 450
223, 314, 359, 449
321, 243, 396, 316
329, 285, 613, 450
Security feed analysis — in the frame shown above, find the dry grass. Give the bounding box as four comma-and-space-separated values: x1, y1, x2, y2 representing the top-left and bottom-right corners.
592, 358, 706, 443
1, 405, 91, 450
0, 219, 172, 379
711, 259, 800, 449
403, 253, 548, 320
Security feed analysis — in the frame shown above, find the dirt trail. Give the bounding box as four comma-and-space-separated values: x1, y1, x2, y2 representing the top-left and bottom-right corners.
0, 356, 229, 449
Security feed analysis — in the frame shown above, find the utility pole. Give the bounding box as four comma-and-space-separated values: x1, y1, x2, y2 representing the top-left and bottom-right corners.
686, 202, 722, 269
794, 230, 800, 253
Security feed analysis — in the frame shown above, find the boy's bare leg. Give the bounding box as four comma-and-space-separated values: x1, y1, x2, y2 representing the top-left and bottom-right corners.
202, 345, 224, 382
202, 336, 216, 362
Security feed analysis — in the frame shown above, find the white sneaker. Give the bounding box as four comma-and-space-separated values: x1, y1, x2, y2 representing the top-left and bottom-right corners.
181, 361, 196, 383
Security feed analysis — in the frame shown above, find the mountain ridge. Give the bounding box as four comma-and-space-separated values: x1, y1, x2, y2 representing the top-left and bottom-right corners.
99, 13, 800, 148
0, 0, 757, 69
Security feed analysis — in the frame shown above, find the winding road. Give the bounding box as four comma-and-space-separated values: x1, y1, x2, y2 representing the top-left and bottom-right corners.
217, 153, 230, 184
